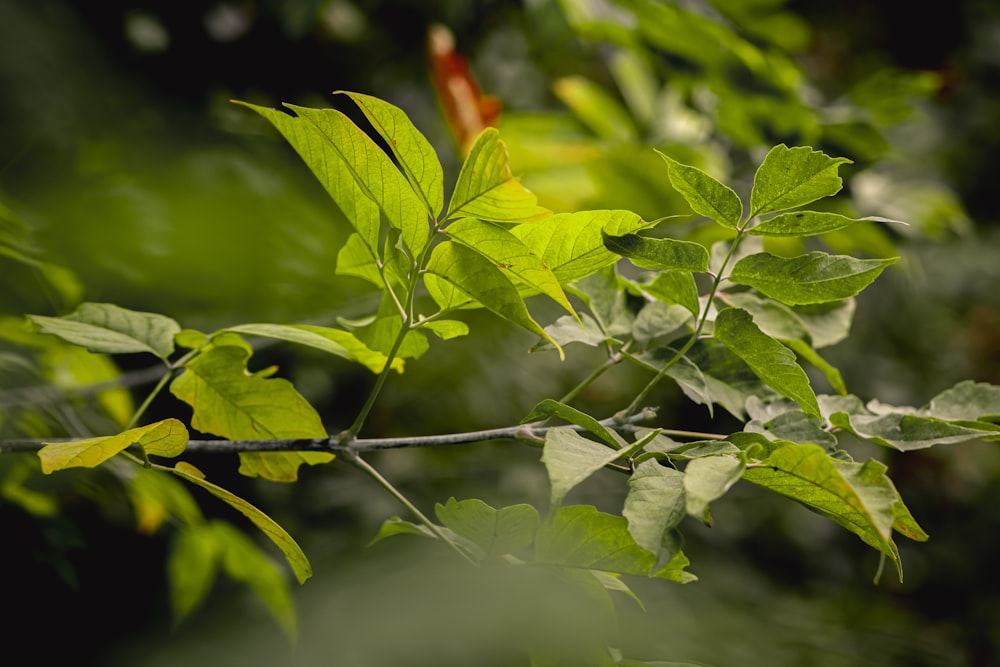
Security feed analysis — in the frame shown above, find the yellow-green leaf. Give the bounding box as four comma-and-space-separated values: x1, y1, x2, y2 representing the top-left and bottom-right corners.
39, 418, 189, 473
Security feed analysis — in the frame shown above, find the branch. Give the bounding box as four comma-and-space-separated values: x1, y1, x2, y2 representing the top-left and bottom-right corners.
0, 409, 684, 455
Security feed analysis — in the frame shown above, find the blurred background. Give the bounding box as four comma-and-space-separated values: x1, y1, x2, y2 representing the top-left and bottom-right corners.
2, 1, 999, 665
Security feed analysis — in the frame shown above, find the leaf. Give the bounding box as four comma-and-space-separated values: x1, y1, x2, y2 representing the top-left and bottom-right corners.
339, 91, 444, 218
168, 345, 333, 482
714, 307, 820, 418
683, 455, 744, 524
171, 461, 313, 584
367, 517, 438, 546
239, 101, 428, 257
223, 323, 403, 374
444, 218, 576, 317
535, 505, 694, 582
926, 380, 1000, 421
639, 271, 701, 319
831, 411, 1000, 451
540, 313, 609, 348
523, 399, 626, 449
623, 460, 686, 559
749, 211, 865, 237
795, 299, 856, 349
781, 339, 847, 395
656, 151, 743, 228
419, 319, 470, 340
553, 75, 639, 142
434, 498, 540, 558
749, 145, 853, 217
741, 444, 922, 577
602, 232, 710, 272
511, 210, 647, 283
336, 232, 383, 287
729, 252, 898, 305
542, 428, 626, 509
447, 127, 551, 222
39, 419, 189, 473
631, 301, 693, 348
168, 523, 221, 624
214, 521, 297, 640
29, 302, 181, 361
128, 468, 203, 534
425, 240, 563, 357
719, 291, 810, 342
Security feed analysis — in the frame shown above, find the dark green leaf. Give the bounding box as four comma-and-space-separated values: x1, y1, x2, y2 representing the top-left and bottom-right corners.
657, 151, 743, 228
434, 498, 540, 558
729, 252, 898, 305
749, 211, 864, 237
524, 399, 626, 449
714, 307, 820, 418
623, 460, 686, 558
603, 232, 710, 272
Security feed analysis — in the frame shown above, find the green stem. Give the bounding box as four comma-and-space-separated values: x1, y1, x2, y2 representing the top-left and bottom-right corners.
124, 347, 203, 430
344, 449, 478, 566
558, 351, 621, 405
346, 323, 408, 438
623, 230, 746, 417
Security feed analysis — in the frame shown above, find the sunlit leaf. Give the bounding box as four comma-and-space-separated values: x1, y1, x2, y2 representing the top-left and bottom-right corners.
638, 271, 701, 319
714, 307, 820, 418
419, 319, 470, 340
657, 151, 742, 228
512, 210, 647, 283
168, 345, 332, 482
339, 91, 444, 218
425, 240, 562, 357
29, 302, 180, 361
447, 127, 551, 222
749, 145, 852, 217
171, 461, 313, 584
683, 455, 744, 524
729, 252, 898, 305
223, 323, 403, 374
553, 75, 639, 142
39, 418, 189, 473
603, 232, 710, 272
434, 497, 540, 558
445, 218, 576, 316
741, 443, 923, 578
336, 232, 383, 287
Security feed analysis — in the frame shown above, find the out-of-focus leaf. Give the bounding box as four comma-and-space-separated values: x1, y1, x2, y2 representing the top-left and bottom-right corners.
553, 75, 639, 142
29, 302, 181, 361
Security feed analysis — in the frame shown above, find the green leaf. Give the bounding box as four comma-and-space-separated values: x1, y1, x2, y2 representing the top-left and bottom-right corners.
781, 339, 847, 395
434, 498, 540, 558
39, 419, 189, 473
523, 399, 626, 449
656, 151, 743, 228
367, 517, 437, 546
535, 505, 695, 582
419, 319, 470, 340
795, 299, 856, 349
239, 101, 428, 257
425, 240, 563, 358
128, 467, 203, 532
336, 232, 383, 287
542, 428, 626, 509
512, 210, 647, 283
741, 444, 922, 577
540, 313, 609, 348
168, 523, 221, 625
749, 145, 853, 217
714, 307, 820, 418
445, 218, 576, 317
730, 251, 898, 305
168, 345, 332, 482
553, 75, 639, 142
602, 232, 710, 272
214, 521, 297, 640
623, 460, 686, 560
719, 291, 810, 342
749, 211, 865, 237
683, 455, 744, 524
339, 91, 444, 218
171, 461, 313, 584
356, 295, 429, 360
447, 127, 551, 222
236, 102, 381, 255
223, 323, 403, 374
638, 271, 701, 319
631, 301, 693, 349
831, 411, 1000, 451
29, 302, 181, 361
